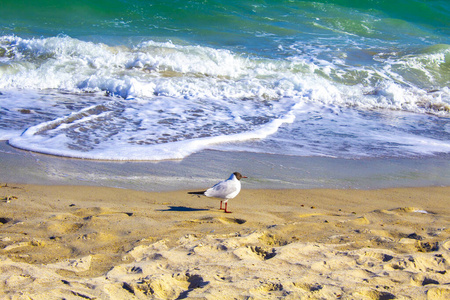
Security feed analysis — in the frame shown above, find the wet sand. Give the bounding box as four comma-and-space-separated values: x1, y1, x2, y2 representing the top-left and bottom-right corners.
1, 140, 450, 191
1, 183, 449, 299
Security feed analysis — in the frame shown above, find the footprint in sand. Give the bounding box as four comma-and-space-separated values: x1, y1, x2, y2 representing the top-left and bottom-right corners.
353, 290, 395, 300
233, 245, 277, 261
214, 273, 232, 282
250, 246, 277, 260
189, 216, 246, 225
292, 282, 323, 292
359, 249, 395, 263
251, 281, 284, 293
1, 195, 18, 203
350, 216, 371, 225
72, 207, 133, 218
118, 272, 208, 299
443, 240, 450, 251
46, 221, 83, 235
0, 217, 12, 224
218, 217, 246, 224
426, 287, 450, 300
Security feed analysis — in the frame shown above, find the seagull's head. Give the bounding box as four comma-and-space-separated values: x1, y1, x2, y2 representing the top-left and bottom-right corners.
233, 172, 247, 180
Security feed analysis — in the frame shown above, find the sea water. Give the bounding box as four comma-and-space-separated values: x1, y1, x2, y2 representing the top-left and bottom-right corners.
1, 0, 449, 160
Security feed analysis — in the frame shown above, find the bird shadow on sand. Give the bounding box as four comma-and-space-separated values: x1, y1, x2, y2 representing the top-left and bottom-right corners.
157, 206, 209, 212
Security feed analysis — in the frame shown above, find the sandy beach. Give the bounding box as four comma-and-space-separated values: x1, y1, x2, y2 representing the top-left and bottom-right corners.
1, 182, 449, 299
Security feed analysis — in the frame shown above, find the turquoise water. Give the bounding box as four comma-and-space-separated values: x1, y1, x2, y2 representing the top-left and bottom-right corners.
2, 1, 449, 47
0, 0, 449, 160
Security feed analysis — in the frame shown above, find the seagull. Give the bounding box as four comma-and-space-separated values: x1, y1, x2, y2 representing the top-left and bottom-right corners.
188, 172, 247, 213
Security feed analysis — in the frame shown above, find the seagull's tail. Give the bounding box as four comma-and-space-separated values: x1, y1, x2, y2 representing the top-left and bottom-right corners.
188, 191, 206, 195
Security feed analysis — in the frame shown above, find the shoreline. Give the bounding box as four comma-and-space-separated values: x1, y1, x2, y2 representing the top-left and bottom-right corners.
1, 141, 450, 192
1, 184, 449, 299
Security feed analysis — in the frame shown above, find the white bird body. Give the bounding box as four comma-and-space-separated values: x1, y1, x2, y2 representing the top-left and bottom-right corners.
204, 173, 242, 200
188, 172, 246, 213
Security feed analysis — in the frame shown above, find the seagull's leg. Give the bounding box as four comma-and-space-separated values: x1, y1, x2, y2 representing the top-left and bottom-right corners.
220, 201, 224, 210
224, 202, 231, 213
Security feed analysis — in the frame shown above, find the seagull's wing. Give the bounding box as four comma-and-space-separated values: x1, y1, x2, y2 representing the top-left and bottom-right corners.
204, 180, 236, 199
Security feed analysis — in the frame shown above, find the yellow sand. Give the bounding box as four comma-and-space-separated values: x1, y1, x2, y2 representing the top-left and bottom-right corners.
1, 184, 449, 299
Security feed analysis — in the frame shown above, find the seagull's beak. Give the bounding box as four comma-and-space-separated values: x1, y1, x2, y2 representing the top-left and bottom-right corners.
243, 176, 248, 178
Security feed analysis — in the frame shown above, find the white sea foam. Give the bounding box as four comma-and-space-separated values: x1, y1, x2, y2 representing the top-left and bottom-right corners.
213, 104, 450, 158
1, 36, 449, 160
8, 101, 297, 160
1, 35, 449, 113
